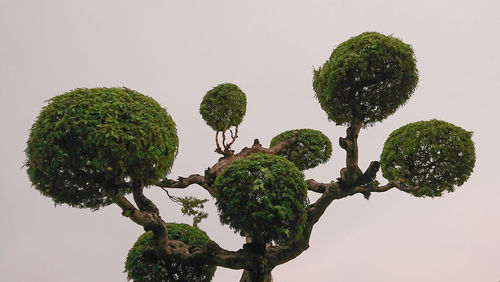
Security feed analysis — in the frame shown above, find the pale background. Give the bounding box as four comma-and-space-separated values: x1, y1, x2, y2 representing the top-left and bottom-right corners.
1, 1, 499, 281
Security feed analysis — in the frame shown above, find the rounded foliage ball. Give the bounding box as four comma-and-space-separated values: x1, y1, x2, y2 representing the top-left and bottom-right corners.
25, 88, 178, 209
214, 153, 308, 244
380, 120, 475, 197
270, 129, 332, 170
313, 32, 418, 127
199, 83, 247, 131
125, 223, 216, 282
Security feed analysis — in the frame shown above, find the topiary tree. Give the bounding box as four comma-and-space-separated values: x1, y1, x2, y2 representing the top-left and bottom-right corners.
25, 32, 475, 282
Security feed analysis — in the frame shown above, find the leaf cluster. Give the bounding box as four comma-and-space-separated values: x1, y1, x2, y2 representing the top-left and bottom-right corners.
178, 196, 209, 227
380, 120, 476, 197
214, 153, 308, 244
125, 223, 216, 282
25, 88, 178, 209
313, 32, 418, 127
270, 128, 332, 170
199, 83, 247, 131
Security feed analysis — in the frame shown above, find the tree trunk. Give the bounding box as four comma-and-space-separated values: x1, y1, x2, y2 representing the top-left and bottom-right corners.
239, 269, 273, 282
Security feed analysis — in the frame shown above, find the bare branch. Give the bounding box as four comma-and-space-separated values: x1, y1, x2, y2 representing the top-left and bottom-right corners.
215, 131, 223, 154
267, 178, 417, 267
330, 181, 421, 199
108, 192, 166, 232
268, 182, 343, 266
339, 121, 363, 185
226, 126, 239, 149
305, 179, 331, 193
164, 239, 250, 270
132, 182, 160, 213
157, 174, 214, 196
222, 128, 228, 149
368, 181, 420, 193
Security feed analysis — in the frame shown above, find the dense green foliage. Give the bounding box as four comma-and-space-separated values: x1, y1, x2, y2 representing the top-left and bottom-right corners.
313, 32, 418, 127
380, 120, 476, 197
125, 223, 216, 282
25, 88, 178, 209
270, 129, 332, 171
214, 153, 308, 244
199, 83, 247, 131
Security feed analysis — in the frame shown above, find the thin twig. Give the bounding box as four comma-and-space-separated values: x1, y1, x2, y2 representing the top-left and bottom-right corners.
226, 126, 239, 149
160, 187, 183, 205
221, 124, 229, 149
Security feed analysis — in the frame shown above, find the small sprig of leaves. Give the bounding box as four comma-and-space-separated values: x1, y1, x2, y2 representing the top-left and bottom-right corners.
161, 188, 208, 227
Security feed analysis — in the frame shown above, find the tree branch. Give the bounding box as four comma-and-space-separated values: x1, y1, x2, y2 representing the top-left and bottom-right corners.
109, 191, 249, 270
222, 127, 228, 149
355, 181, 420, 194
267, 182, 343, 267
226, 126, 239, 149
268, 176, 415, 267
163, 239, 251, 270
215, 131, 223, 154
157, 174, 214, 196
208, 136, 299, 177
132, 182, 160, 213
108, 191, 166, 233
339, 121, 363, 185
305, 179, 331, 193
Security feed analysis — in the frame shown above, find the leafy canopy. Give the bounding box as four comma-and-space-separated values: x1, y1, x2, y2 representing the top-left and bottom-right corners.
125, 223, 216, 282
313, 32, 418, 127
270, 129, 332, 171
380, 119, 476, 197
25, 87, 178, 209
199, 83, 247, 131
214, 153, 308, 244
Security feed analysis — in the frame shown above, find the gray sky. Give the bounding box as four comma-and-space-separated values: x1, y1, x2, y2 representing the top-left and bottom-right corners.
1, 0, 499, 281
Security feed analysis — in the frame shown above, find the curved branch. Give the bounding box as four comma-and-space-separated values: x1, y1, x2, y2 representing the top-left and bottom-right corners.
226, 126, 239, 149
132, 183, 160, 213
164, 239, 250, 270
268, 182, 344, 266
215, 131, 223, 154
108, 192, 166, 233
355, 181, 420, 194
320, 181, 421, 201
305, 179, 330, 193
109, 192, 248, 270
157, 174, 214, 196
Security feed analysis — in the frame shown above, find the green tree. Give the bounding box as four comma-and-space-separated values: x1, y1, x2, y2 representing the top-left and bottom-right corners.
25, 32, 475, 282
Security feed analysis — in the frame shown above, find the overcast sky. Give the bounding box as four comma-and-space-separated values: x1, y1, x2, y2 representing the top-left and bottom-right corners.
1, 1, 499, 281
